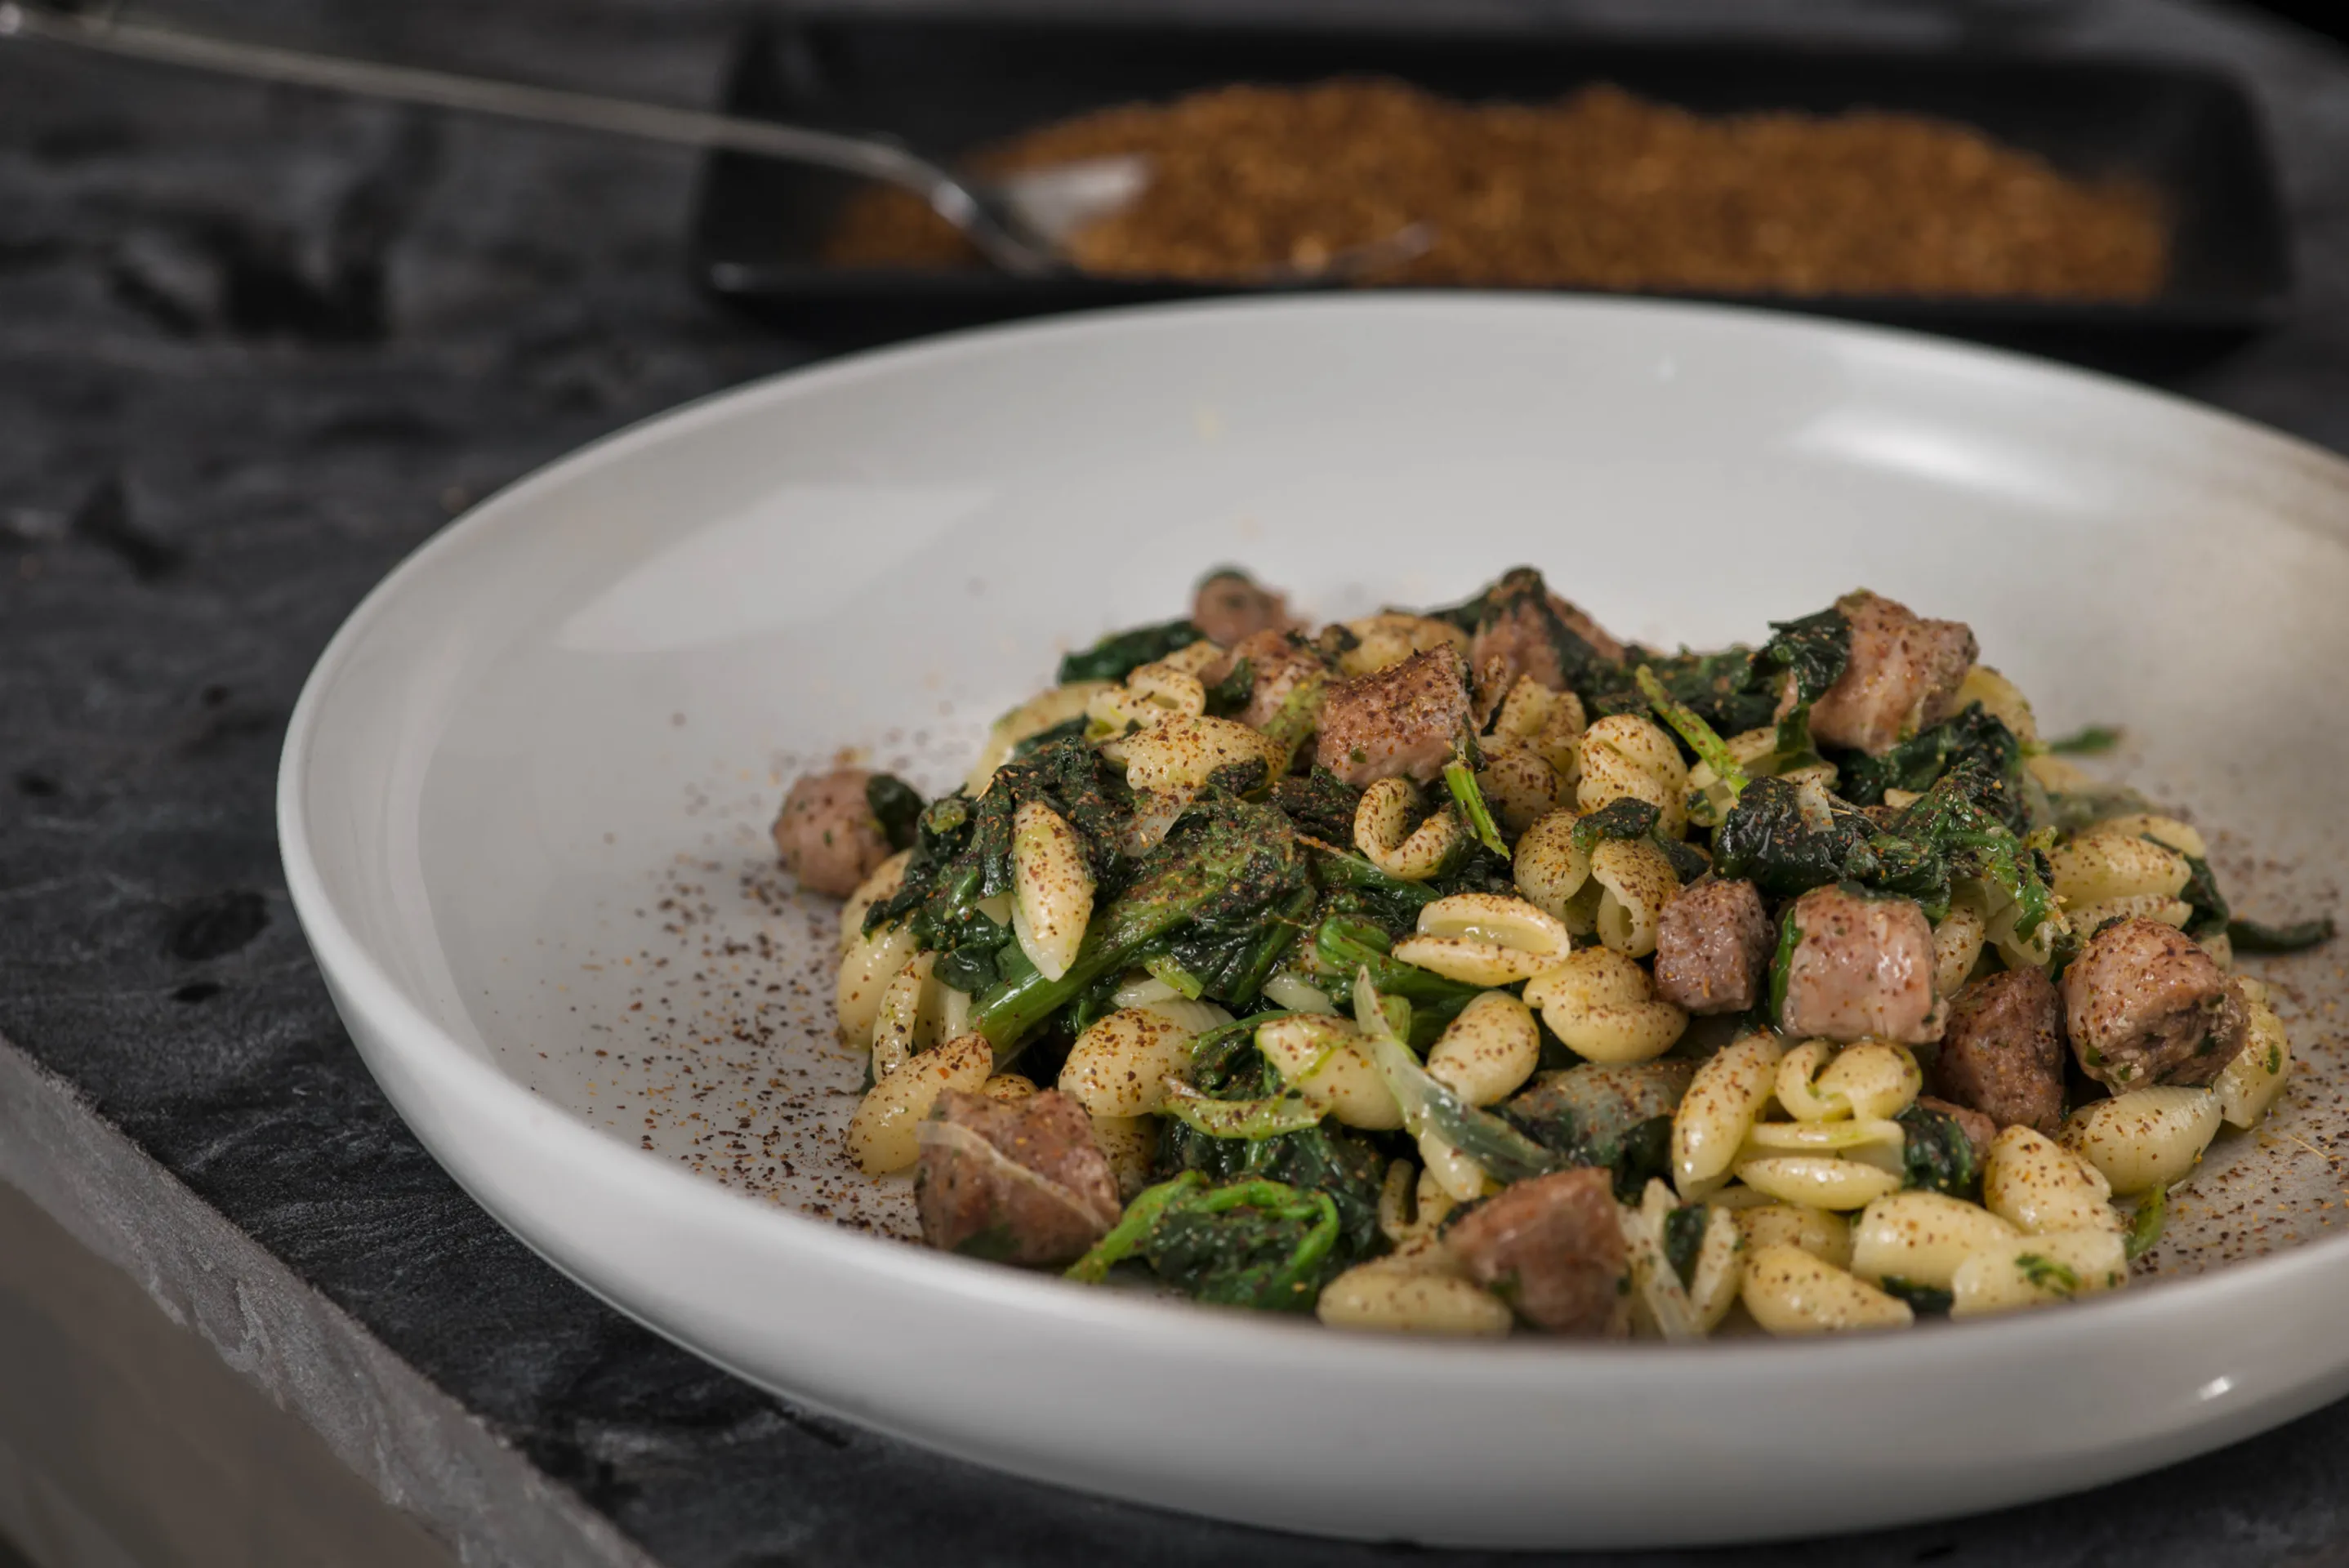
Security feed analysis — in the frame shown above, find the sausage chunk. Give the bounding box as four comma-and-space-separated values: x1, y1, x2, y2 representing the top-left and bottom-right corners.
2063, 917, 2249, 1089
1928, 967, 2066, 1134
1224, 628, 1328, 733
1443, 1169, 1629, 1336
1464, 567, 1625, 716
772, 768, 893, 897
1654, 878, 1775, 1014
1803, 590, 1979, 756
1314, 642, 1473, 787
1776, 884, 1945, 1044
1914, 1096, 1998, 1166
1190, 570, 1296, 647
915, 1089, 1121, 1267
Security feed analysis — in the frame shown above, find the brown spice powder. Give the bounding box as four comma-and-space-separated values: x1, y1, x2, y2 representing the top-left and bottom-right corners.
822, 79, 2168, 300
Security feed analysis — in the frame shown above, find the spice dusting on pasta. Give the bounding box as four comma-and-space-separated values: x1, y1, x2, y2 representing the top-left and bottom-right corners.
773, 568, 2333, 1337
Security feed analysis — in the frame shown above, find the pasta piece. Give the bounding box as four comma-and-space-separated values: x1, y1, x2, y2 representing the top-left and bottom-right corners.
1733, 1203, 1853, 1270
869, 951, 947, 1080
1576, 714, 1691, 838
1491, 676, 1585, 783
2063, 892, 2194, 933
1477, 740, 1562, 837
1416, 1129, 1495, 1205
1513, 808, 1595, 931
846, 1033, 993, 1175
1738, 1116, 1906, 1160
1522, 948, 1689, 1064
1954, 665, 2039, 746
1122, 713, 1281, 793
1354, 777, 1468, 881
1317, 1264, 1513, 1336
1088, 1113, 1158, 1200
1981, 1125, 2123, 1236
1849, 1191, 2019, 1290
1334, 612, 1469, 678
2062, 1086, 2222, 1195
1010, 800, 1095, 982
1258, 1015, 1405, 1130
1773, 1041, 1848, 1123
1932, 886, 1989, 997
838, 849, 912, 956
1393, 893, 1574, 986
1086, 661, 1206, 741
836, 920, 919, 1044
2218, 992, 2290, 1129
1378, 1158, 1425, 1243
1588, 837, 1680, 957
1059, 1007, 1210, 1118
1672, 1031, 1784, 1196
1110, 972, 1186, 1009
1814, 1041, 1923, 1121
1686, 1203, 1745, 1334
966, 681, 1112, 795
2094, 813, 2208, 860
1621, 1178, 1705, 1341
1949, 1229, 2128, 1318
1424, 991, 1543, 1107
2047, 831, 2191, 911
1732, 1156, 1902, 1211
981, 1072, 1040, 1102
1261, 970, 1339, 1015
1740, 1245, 1914, 1335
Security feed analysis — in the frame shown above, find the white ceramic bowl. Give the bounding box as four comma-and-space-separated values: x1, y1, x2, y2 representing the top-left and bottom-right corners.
280, 296, 2349, 1548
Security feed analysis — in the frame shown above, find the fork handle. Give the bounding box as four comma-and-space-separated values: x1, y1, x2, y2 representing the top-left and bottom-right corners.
0, 2, 946, 190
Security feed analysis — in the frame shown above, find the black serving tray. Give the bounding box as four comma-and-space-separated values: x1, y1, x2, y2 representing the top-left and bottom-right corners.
689, 10, 2293, 365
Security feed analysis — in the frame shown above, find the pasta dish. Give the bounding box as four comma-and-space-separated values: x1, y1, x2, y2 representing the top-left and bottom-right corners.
769, 568, 2328, 1338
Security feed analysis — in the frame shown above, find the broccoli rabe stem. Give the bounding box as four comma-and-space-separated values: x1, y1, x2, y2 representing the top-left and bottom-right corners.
1636, 664, 1748, 798
1443, 757, 1511, 858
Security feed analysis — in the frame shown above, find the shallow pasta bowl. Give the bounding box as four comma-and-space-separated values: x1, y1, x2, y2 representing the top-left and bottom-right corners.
278, 295, 2349, 1548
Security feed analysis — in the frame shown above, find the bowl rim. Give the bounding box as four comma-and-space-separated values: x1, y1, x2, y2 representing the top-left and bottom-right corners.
276, 289, 2349, 1383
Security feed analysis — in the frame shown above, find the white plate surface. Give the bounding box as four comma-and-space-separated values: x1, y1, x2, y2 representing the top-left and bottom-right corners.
279, 296, 2349, 1548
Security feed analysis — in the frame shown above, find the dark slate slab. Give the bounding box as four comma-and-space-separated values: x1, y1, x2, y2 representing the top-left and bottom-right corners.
5, 1, 2349, 1564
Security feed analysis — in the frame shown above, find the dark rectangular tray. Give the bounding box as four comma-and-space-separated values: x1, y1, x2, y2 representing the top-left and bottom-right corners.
689, 10, 2293, 365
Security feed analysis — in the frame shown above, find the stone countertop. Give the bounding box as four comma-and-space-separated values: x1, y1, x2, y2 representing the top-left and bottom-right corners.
6, 2, 2349, 1563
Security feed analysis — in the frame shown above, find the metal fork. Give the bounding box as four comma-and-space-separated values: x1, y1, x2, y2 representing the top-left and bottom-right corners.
0, 3, 1433, 281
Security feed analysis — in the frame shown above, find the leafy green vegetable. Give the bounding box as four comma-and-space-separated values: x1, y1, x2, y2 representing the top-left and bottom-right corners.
1896, 1102, 1981, 1200
1064, 1172, 1344, 1312
2015, 1252, 2081, 1295
1160, 1080, 1325, 1140
2228, 915, 2338, 953
2125, 1184, 2167, 1262
865, 773, 926, 852
1066, 1172, 1203, 1283
1269, 768, 1363, 847
1879, 1276, 1954, 1314
1753, 605, 1852, 716
2040, 782, 2155, 835
1008, 715, 1089, 764
1571, 796, 1661, 858
1443, 757, 1511, 857
1662, 1203, 1708, 1287
1203, 657, 1255, 717
2179, 854, 2230, 941
1057, 617, 1204, 684
1834, 706, 2025, 830
967, 792, 1308, 1058
2045, 724, 2123, 755
1441, 567, 1625, 698
1636, 664, 1748, 798
1611, 1116, 1676, 1204
1767, 902, 1803, 1023
1501, 1061, 1693, 1181
1313, 915, 1482, 1022
1585, 647, 1779, 742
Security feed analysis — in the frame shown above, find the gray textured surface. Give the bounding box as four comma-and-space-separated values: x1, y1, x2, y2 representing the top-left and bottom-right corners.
8, 1, 2349, 1564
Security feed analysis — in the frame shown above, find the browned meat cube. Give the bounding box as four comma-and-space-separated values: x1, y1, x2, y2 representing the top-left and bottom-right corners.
1190, 569, 1297, 647
772, 768, 893, 897
1803, 590, 1979, 756
915, 1089, 1122, 1266
1442, 1168, 1629, 1336
1314, 643, 1472, 786
1914, 1095, 1998, 1165
1654, 878, 1774, 1014
2063, 918, 2249, 1089
1464, 567, 1625, 716
1776, 884, 1944, 1044
1927, 967, 2066, 1134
